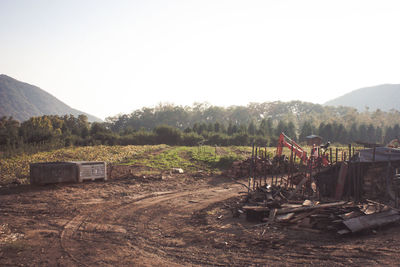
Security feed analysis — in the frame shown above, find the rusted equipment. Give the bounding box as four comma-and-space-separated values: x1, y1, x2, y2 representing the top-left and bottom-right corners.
30, 161, 107, 185
387, 138, 400, 148
277, 132, 308, 164
235, 144, 400, 235
230, 141, 400, 235
277, 132, 330, 167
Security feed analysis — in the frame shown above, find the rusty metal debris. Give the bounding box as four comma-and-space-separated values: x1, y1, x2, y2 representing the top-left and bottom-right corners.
235, 144, 400, 235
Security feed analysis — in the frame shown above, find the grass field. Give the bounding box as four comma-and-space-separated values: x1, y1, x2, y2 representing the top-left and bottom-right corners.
0, 145, 162, 185
0, 145, 253, 185
0, 144, 364, 185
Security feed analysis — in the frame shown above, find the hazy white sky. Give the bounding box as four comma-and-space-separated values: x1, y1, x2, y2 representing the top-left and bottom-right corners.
1, 0, 399, 119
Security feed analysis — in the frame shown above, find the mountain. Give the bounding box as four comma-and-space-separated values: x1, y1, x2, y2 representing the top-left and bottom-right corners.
0, 74, 102, 122
324, 84, 400, 112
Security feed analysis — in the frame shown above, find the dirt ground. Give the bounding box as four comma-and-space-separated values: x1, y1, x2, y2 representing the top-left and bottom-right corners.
1, 173, 400, 266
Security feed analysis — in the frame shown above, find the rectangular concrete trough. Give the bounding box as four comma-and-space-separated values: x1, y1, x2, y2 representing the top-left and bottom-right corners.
30, 161, 107, 185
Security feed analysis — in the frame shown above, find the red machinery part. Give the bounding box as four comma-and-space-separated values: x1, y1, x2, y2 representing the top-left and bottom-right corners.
276, 132, 308, 164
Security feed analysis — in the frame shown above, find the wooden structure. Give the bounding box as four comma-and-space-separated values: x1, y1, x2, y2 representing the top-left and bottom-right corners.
305, 134, 322, 146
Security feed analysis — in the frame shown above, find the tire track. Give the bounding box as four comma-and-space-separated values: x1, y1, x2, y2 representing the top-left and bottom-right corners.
60, 185, 241, 266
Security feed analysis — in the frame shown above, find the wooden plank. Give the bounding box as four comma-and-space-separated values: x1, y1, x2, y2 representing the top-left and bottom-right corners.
281, 203, 302, 208
242, 206, 269, 212
302, 199, 320, 207
343, 210, 400, 232
338, 210, 364, 220
337, 229, 351, 235
289, 226, 321, 233
277, 201, 347, 215
288, 175, 307, 199
290, 210, 318, 223
275, 213, 295, 222
335, 162, 348, 199
268, 208, 277, 223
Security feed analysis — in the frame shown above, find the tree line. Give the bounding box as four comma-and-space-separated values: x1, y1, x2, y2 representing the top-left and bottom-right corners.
106, 101, 400, 132
1, 101, 400, 156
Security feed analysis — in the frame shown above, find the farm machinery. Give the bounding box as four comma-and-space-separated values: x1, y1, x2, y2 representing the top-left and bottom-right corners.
276, 132, 330, 168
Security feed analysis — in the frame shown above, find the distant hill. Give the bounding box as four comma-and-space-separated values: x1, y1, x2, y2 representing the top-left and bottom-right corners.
324, 84, 400, 111
0, 74, 102, 122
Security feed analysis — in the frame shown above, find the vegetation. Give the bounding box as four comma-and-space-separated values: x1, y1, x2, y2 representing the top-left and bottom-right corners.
0, 145, 248, 185
2, 74, 400, 157
0, 145, 161, 184
120, 146, 248, 172
2, 101, 400, 157
0, 142, 362, 186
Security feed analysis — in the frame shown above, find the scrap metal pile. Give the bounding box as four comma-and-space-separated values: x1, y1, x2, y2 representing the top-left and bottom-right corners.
241, 185, 400, 235
235, 144, 400, 235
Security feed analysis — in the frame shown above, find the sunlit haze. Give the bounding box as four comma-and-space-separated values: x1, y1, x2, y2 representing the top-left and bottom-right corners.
1, 0, 399, 119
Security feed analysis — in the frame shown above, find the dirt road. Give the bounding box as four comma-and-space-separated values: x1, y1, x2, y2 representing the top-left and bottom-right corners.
1, 175, 400, 266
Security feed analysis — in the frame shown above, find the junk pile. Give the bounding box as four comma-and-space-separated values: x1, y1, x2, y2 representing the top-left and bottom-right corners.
229, 156, 300, 178
315, 147, 400, 206
240, 185, 400, 235
237, 146, 400, 235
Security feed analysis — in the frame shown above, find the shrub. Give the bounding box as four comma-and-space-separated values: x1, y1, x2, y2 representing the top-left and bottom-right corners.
154, 125, 182, 145
182, 132, 204, 146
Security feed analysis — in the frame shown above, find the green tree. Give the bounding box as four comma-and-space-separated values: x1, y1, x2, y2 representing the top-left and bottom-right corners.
358, 124, 368, 142
366, 124, 376, 143
154, 125, 182, 145
286, 121, 297, 141
248, 121, 256, 135
299, 121, 313, 142
275, 120, 287, 137
0, 116, 20, 147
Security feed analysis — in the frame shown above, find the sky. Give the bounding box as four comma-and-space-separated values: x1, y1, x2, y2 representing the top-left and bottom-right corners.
1, 0, 400, 119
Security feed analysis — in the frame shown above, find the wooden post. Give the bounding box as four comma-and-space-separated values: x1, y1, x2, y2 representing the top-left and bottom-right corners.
336, 148, 338, 164
255, 146, 258, 189
259, 147, 262, 188
263, 147, 267, 186
357, 155, 362, 203
335, 162, 348, 200
386, 150, 392, 201
289, 144, 294, 187
254, 145, 257, 190
372, 146, 376, 162
348, 144, 352, 161
249, 143, 254, 192
292, 152, 297, 189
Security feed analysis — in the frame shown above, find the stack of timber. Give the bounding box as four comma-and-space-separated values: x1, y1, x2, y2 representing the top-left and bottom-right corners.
240, 185, 400, 235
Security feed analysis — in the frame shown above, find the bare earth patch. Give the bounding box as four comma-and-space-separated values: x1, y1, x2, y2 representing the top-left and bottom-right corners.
1, 175, 400, 266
